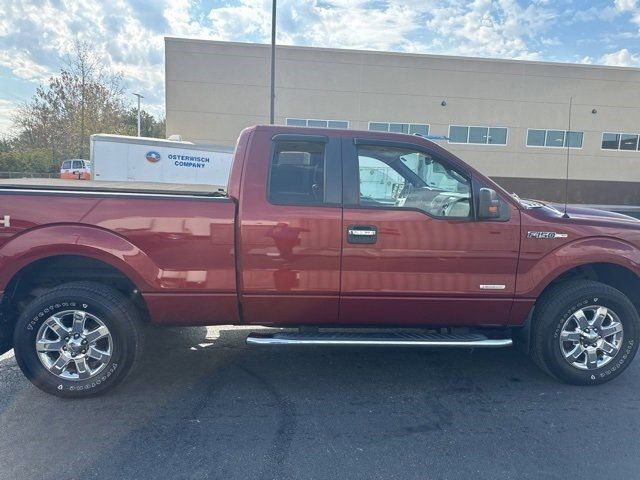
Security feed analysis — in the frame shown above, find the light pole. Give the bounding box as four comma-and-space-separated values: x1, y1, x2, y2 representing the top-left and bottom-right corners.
133, 93, 144, 136
269, 0, 276, 124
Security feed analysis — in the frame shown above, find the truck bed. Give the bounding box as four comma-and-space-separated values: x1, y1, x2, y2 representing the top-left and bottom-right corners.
0, 178, 227, 196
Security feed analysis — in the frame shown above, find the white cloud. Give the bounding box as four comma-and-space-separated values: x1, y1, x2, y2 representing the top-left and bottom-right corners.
615, 0, 638, 12
0, 50, 51, 81
194, 0, 421, 51
570, 5, 619, 23
599, 48, 640, 66
0, 100, 18, 137
0, 0, 173, 136
166, 0, 220, 39
419, 0, 555, 60
206, 0, 272, 41
289, 1, 419, 51
189, 0, 556, 59
612, 0, 640, 26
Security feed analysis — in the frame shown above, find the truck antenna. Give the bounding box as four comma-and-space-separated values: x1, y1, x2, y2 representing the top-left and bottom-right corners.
562, 97, 573, 219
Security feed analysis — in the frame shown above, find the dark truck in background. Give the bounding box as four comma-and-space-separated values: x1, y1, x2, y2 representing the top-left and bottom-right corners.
0, 125, 639, 397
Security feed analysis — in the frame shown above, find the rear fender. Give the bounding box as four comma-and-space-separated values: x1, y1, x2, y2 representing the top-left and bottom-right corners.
0, 224, 160, 292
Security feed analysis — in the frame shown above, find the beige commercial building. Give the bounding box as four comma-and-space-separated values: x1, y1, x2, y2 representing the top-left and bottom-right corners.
165, 37, 640, 204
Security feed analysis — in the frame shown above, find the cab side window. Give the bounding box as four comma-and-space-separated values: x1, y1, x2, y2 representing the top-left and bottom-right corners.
72, 160, 83, 169
268, 141, 326, 205
357, 145, 472, 218
61, 161, 71, 169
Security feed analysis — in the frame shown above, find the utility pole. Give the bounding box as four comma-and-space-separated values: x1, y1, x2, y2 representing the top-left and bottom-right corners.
80, 67, 85, 158
133, 93, 144, 136
269, 0, 276, 124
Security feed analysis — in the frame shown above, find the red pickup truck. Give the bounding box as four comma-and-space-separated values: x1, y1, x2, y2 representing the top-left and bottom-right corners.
1, 125, 639, 397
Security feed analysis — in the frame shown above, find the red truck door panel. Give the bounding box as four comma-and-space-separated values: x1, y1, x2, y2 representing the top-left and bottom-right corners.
238, 131, 343, 325
339, 137, 520, 326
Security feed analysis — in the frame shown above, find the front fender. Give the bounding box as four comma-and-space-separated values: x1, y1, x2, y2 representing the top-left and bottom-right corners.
0, 224, 161, 292
516, 236, 640, 298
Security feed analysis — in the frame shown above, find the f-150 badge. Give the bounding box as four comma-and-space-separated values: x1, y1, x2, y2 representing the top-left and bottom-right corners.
527, 231, 568, 239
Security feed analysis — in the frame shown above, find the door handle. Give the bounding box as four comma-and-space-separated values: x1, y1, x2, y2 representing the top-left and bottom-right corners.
347, 225, 377, 244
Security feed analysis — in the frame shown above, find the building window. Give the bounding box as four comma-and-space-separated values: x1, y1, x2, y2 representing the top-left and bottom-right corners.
545, 130, 565, 147
565, 131, 583, 148
621, 134, 639, 150
527, 129, 546, 146
526, 129, 583, 148
286, 118, 348, 129
368, 122, 430, 136
448, 125, 508, 145
602, 132, 640, 151
602, 133, 620, 150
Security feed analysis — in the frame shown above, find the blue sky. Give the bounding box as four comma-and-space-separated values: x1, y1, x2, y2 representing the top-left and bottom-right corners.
1, 0, 640, 136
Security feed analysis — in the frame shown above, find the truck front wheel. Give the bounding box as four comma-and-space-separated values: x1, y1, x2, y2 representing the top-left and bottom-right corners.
532, 280, 639, 385
13, 281, 142, 398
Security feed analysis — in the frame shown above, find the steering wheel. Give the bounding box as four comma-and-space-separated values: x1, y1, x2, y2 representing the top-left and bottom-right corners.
428, 195, 468, 217
311, 183, 323, 201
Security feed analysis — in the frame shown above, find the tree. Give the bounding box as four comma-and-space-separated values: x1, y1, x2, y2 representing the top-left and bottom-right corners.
123, 109, 166, 138
12, 42, 130, 163
6, 41, 165, 174
0, 147, 53, 175
0, 137, 11, 154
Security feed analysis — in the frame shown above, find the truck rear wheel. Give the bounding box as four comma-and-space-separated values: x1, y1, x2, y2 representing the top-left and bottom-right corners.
532, 280, 639, 385
13, 281, 141, 398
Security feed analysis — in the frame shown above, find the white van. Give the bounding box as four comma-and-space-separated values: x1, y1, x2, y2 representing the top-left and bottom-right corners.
60, 159, 92, 180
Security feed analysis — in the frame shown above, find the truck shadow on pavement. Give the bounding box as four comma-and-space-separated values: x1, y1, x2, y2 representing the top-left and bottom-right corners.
1, 325, 639, 480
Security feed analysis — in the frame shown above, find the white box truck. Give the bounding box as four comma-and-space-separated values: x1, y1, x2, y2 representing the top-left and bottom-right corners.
90, 134, 234, 186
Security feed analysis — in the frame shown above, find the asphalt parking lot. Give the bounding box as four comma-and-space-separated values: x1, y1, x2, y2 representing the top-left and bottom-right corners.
1, 325, 639, 480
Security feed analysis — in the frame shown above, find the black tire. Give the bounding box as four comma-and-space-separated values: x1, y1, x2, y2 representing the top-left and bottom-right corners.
532, 280, 639, 385
13, 281, 142, 398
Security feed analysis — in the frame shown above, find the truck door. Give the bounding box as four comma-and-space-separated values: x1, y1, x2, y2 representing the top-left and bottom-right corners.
339, 138, 520, 326
238, 131, 343, 325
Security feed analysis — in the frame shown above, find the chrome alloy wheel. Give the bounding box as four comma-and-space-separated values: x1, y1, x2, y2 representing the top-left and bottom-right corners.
35, 310, 113, 381
559, 305, 624, 371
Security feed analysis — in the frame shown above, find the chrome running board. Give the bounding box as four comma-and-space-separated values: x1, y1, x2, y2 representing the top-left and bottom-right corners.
246, 331, 512, 348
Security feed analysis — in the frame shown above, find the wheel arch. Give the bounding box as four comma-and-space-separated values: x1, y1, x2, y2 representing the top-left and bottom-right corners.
0, 252, 153, 355
514, 262, 640, 353
519, 236, 640, 297
0, 224, 161, 292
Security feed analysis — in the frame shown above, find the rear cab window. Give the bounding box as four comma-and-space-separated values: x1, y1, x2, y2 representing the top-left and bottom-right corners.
268, 140, 327, 205
266, 132, 342, 208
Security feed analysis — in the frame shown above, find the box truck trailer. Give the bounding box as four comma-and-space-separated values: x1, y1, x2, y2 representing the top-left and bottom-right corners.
90, 134, 233, 185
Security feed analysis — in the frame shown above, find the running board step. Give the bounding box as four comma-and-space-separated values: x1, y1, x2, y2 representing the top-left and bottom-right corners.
246, 332, 512, 348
